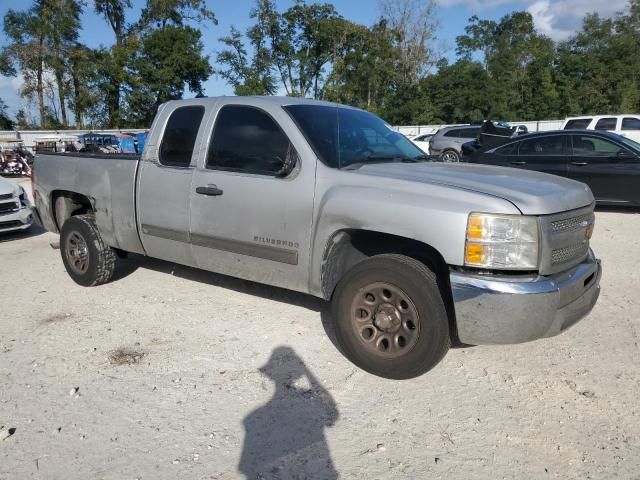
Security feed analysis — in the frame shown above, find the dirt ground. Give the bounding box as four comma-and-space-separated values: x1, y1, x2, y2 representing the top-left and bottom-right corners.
1, 176, 639, 480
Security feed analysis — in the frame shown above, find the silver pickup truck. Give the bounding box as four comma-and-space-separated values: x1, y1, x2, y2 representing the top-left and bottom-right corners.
33, 97, 602, 379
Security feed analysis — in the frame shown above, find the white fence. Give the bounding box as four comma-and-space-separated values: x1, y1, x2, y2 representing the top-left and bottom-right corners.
1, 118, 568, 150
395, 119, 565, 137
0, 128, 147, 152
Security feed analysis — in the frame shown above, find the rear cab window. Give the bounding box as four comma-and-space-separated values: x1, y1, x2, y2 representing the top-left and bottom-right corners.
159, 106, 205, 167
564, 119, 592, 130
594, 118, 618, 131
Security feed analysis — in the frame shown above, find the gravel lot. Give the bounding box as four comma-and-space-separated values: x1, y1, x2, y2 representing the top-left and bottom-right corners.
1, 177, 639, 479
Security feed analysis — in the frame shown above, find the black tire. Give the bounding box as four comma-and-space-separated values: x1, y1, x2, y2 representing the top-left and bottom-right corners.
60, 214, 117, 287
439, 149, 460, 163
331, 254, 450, 380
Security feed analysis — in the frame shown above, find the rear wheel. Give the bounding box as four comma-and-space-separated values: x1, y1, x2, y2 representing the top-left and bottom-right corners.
60, 214, 117, 286
440, 149, 460, 163
331, 254, 450, 379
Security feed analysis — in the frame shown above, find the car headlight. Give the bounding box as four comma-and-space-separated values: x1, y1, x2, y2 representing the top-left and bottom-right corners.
17, 186, 28, 207
464, 213, 539, 270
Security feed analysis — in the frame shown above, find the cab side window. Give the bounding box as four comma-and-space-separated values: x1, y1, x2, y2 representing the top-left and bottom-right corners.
207, 105, 294, 176
159, 106, 205, 167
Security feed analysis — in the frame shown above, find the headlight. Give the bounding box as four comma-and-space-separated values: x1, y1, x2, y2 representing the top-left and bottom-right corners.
465, 213, 539, 270
18, 186, 28, 207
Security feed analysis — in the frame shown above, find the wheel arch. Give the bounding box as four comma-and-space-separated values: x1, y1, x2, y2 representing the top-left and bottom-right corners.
320, 228, 459, 343
51, 190, 94, 231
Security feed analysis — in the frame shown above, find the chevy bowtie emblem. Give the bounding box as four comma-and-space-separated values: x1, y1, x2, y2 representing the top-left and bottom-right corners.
585, 223, 594, 240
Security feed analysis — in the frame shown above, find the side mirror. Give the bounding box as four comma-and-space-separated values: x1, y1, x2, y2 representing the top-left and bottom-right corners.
274, 147, 298, 178
616, 150, 637, 160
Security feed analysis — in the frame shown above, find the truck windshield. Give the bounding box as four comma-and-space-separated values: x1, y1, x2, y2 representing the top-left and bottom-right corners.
284, 104, 427, 169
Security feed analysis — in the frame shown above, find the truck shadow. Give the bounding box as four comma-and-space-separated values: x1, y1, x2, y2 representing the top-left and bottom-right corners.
238, 346, 339, 479
114, 254, 341, 348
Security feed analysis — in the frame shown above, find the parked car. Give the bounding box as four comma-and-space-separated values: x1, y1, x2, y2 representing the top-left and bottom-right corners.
562, 114, 640, 143
0, 176, 33, 233
463, 130, 640, 206
33, 97, 601, 379
429, 125, 482, 162
410, 132, 434, 155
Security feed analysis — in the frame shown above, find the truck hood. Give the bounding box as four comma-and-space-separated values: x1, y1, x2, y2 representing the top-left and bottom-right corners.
0, 177, 19, 197
353, 162, 593, 215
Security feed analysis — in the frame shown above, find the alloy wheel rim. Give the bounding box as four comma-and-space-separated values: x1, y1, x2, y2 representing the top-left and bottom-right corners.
65, 231, 90, 275
442, 151, 459, 162
350, 282, 421, 358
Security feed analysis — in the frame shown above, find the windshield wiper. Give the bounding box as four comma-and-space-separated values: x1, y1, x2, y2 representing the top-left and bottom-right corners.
341, 153, 429, 170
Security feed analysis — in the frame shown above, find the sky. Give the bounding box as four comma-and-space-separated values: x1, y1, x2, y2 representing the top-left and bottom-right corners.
0, 0, 631, 120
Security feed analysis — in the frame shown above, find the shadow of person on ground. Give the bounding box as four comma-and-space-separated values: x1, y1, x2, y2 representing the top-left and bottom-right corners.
239, 346, 339, 480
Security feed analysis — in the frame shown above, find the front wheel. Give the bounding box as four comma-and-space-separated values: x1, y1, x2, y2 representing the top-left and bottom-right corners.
60, 214, 117, 286
440, 149, 460, 163
331, 254, 450, 379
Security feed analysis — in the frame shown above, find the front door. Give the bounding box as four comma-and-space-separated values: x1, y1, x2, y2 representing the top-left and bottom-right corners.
189, 103, 316, 292
568, 134, 640, 205
137, 105, 206, 266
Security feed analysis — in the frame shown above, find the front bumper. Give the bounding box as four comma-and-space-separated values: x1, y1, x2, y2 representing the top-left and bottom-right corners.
450, 250, 601, 345
0, 205, 34, 233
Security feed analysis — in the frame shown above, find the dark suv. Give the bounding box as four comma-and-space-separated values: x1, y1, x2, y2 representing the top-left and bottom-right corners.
429, 125, 481, 162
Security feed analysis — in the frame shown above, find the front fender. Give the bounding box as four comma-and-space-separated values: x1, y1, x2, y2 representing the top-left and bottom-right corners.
308, 181, 520, 296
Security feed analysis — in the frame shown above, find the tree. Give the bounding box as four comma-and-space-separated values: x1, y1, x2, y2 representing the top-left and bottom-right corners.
2, 2, 52, 127
456, 12, 558, 120
0, 98, 14, 130
555, 7, 640, 117
68, 44, 102, 128
93, 0, 133, 127
217, 26, 277, 95
379, 0, 439, 83
47, 0, 84, 127
324, 20, 400, 110
124, 25, 212, 126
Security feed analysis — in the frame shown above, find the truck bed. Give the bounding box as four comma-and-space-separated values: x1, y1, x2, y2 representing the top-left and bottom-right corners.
34, 152, 145, 254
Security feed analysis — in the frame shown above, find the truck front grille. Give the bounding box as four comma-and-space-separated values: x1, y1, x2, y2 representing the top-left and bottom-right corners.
0, 193, 13, 201
552, 242, 590, 265
539, 205, 595, 275
0, 202, 19, 215
550, 214, 593, 233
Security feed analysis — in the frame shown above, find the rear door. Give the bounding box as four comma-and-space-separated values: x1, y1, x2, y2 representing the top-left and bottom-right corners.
137, 104, 206, 266
188, 102, 316, 292
568, 134, 640, 204
511, 135, 569, 177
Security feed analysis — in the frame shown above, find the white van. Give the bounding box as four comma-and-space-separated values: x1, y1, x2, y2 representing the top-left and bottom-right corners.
562, 114, 640, 142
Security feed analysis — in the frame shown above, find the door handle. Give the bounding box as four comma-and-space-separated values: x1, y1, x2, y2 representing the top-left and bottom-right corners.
509, 161, 526, 165
570, 161, 588, 166
196, 185, 224, 196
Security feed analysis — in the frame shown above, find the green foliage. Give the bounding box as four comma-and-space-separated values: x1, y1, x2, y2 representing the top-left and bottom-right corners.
0, 98, 14, 130
3, 0, 640, 128
124, 25, 212, 126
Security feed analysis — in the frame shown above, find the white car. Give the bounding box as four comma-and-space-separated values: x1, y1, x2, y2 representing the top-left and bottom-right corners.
410, 133, 435, 155
562, 115, 640, 142
0, 176, 33, 233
